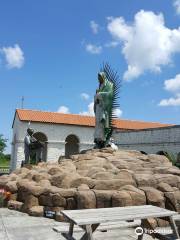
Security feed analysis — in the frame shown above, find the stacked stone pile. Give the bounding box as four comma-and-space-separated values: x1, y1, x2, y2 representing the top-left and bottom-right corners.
0, 148, 180, 226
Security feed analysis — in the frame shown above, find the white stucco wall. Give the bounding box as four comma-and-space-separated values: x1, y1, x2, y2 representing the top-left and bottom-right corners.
10, 115, 22, 170
11, 115, 95, 170
114, 126, 180, 156
11, 114, 180, 171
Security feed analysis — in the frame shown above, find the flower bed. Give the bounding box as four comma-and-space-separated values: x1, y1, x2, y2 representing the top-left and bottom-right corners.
0, 189, 11, 207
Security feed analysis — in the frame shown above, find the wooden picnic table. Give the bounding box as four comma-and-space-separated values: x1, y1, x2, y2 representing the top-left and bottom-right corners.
60, 205, 179, 240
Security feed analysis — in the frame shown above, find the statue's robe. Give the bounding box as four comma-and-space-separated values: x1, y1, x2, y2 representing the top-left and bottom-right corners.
94, 93, 105, 142
94, 73, 113, 145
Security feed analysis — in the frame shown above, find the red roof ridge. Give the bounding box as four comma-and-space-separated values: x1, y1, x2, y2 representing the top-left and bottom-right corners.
16, 108, 95, 118
14, 108, 174, 130
113, 118, 173, 125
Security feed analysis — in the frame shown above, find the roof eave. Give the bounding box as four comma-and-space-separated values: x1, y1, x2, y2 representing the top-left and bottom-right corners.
16, 119, 95, 128
12, 109, 18, 129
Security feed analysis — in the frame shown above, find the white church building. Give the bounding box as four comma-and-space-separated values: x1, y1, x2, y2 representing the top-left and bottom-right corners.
11, 109, 175, 170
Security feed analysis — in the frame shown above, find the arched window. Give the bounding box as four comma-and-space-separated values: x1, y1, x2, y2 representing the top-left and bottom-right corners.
33, 132, 48, 162
65, 134, 79, 158
140, 151, 147, 155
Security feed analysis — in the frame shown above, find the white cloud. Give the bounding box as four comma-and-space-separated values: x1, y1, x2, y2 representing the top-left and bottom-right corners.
86, 44, 102, 54
104, 41, 119, 48
1, 44, 24, 69
159, 97, 180, 106
174, 0, 180, 15
79, 102, 122, 118
80, 101, 94, 116
80, 93, 90, 100
90, 20, 99, 34
107, 10, 180, 81
108, 16, 132, 41
57, 106, 70, 114
164, 74, 180, 93
113, 108, 123, 118
159, 74, 180, 107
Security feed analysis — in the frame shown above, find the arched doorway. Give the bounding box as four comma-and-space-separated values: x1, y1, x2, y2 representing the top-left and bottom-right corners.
65, 134, 79, 157
33, 132, 48, 162
140, 151, 147, 155
156, 151, 167, 156
177, 153, 180, 162
176, 153, 180, 167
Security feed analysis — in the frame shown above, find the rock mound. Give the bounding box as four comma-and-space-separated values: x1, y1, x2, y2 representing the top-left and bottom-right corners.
1, 148, 180, 224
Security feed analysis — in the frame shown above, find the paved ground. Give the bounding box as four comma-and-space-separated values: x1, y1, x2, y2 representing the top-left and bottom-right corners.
0, 208, 163, 240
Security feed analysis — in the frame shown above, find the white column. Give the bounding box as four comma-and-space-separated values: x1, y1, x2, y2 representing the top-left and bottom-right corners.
16, 142, 25, 169
47, 141, 66, 162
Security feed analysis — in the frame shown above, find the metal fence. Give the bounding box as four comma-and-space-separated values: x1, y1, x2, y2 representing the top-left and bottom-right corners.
0, 167, 10, 175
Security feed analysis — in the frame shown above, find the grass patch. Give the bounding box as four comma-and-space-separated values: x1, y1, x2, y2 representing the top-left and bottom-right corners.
0, 158, 10, 168
164, 151, 180, 168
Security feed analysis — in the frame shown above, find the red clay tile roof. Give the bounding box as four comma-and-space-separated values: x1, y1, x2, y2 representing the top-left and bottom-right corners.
15, 109, 173, 130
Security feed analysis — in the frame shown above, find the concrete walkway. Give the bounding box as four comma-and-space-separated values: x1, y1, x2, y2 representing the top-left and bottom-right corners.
0, 208, 157, 240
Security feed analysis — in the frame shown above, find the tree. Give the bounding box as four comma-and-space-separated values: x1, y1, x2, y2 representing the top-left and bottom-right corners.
0, 134, 7, 155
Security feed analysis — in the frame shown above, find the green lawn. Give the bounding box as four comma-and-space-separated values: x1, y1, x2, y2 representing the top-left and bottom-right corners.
0, 158, 10, 168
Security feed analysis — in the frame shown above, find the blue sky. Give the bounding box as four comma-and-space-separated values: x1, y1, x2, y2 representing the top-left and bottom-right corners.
0, 0, 180, 153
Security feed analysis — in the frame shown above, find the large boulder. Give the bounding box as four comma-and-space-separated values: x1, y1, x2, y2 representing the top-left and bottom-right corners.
1, 148, 180, 218
50, 173, 66, 187
17, 179, 45, 197
140, 187, 165, 208
114, 170, 134, 179
51, 193, 66, 207
91, 172, 114, 180
165, 191, 180, 212
157, 182, 174, 192
86, 167, 106, 177
61, 176, 95, 189
9, 173, 18, 181
29, 206, 44, 217
5, 181, 18, 193
154, 174, 180, 187
17, 179, 32, 202
94, 179, 136, 190
167, 167, 180, 176
76, 190, 96, 209
112, 191, 132, 207
32, 172, 50, 182
66, 197, 77, 210
48, 167, 62, 175
135, 174, 157, 187
94, 190, 115, 208
120, 185, 146, 205
0, 175, 9, 188
39, 193, 53, 207
13, 167, 30, 175
77, 184, 90, 191
148, 154, 172, 166
53, 188, 77, 198
8, 200, 23, 211
22, 170, 38, 181
59, 161, 76, 173
75, 157, 117, 171
22, 194, 39, 212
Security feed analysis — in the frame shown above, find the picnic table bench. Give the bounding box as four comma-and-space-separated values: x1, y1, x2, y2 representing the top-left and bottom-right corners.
59, 205, 179, 240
